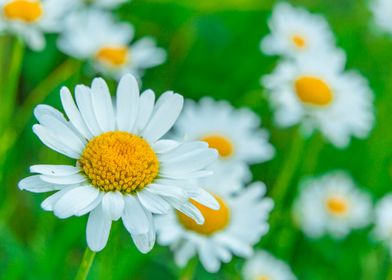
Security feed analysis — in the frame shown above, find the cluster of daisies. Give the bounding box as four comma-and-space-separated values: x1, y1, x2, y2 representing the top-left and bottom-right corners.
0, 0, 165, 81
12, 1, 392, 279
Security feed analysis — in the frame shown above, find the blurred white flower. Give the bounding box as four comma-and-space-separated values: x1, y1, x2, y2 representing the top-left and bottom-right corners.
58, 9, 166, 80
261, 2, 335, 58
263, 49, 374, 148
156, 181, 273, 273
0, 0, 71, 50
174, 97, 275, 184
242, 250, 296, 280
370, 0, 392, 36
374, 194, 392, 253
293, 171, 372, 239
18, 73, 219, 253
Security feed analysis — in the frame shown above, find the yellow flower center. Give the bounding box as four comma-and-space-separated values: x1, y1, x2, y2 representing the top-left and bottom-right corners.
294, 76, 334, 106
79, 132, 159, 193
256, 276, 270, 280
200, 134, 234, 158
326, 196, 348, 216
177, 194, 230, 235
95, 46, 129, 67
291, 34, 307, 49
3, 0, 43, 23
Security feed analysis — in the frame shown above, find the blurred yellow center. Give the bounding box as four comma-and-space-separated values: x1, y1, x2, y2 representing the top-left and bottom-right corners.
291, 34, 306, 49
96, 46, 129, 67
326, 197, 348, 215
3, 0, 43, 23
257, 276, 270, 280
201, 134, 234, 158
295, 76, 333, 106
177, 195, 230, 235
79, 132, 159, 193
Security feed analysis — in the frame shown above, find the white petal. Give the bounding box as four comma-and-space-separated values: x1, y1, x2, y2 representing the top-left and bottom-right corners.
18, 175, 63, 193
199, 242, 221, 273
142, 93, 184, 142
41, 187, 77, 211
38, 114, 85, 154
101, 191, 124, 221
174, 242, 197, 267
146, 183, 187, 201
122, 195, 150, 234
168, 198, 204, 225
188, 188, 219, 210
116, 73, 139, 132
135, 89, 155, 132
86, 204, 112, 252
75, 85, 102, 136
30, 165, 80, 176
137, 190, 170, 214
60, 86, 93, 139
33, 124, 80, 159
158, 141, 208, 162
40, 173, 87, 185
53, 186, 100, 218
152, 139, 180, 154
91, 77, 115, 132
131, 210, 155, 253
34, 104, 64, 123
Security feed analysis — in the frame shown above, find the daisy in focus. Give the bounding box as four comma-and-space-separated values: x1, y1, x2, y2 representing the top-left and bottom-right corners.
0, 0, 71, 50
263, 49, 374, 147
261, 2, 335, 58
174, 97, 275, 184
374, 194, 392, 254
18, 73, 219, 253
242, 250, 296, 280
370, 0, 392, 36
293, 171, 372, 239
155, 181, 273, 273
58, 9, 165, 80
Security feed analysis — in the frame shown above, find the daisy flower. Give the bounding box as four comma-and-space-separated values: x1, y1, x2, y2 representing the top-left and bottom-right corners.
263, 49, 374, 147
57, 9, 165, 80
174, 97, 275, 184
261, 2, 335, 58
293, 171, 372, 239
18, 73, 219, 253
370, 0, 392, 36
0, 0, 71, 50
156, 181, 273, 273
374, 194, 392, 254
242, 250, 296, 280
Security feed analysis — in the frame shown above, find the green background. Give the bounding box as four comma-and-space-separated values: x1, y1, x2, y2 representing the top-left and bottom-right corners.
0, 0, 391, 279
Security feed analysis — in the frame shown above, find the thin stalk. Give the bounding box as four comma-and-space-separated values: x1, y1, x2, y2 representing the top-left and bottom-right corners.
179, 258, 197, 280
75, 247, 96, 280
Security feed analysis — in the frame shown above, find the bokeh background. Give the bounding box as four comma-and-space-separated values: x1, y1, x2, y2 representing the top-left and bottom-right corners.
1, 0, 391, 279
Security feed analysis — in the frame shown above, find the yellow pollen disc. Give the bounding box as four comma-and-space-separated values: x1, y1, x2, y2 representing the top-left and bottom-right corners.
294, 76, 334, 106
291, 34, 307, 49
201, 134, 234, 158
96, 46, 129, 67
326, 196, 348, 216
3, 0, 43, 23
257, 276, 270, 280
79, 132, 159, 193
177, 195, 230, 235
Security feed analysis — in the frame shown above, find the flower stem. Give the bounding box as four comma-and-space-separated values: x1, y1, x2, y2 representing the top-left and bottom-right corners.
75, 247, 96, 280
270, 128, 305, 203
179, 259, 197, 280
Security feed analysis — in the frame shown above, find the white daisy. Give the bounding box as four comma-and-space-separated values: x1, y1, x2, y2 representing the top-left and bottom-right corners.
18, 73, 219, 253
174, 97, 275, 184
156, 181, 273, 273
370, 0, 392, 36
0, 0, 71, 50
261, 2, 335, 58
374, 194, 392, 254
263, 49, 374, 147
242, 250, 296, 280
293, 171, 372, 239
58, 9, 166, 80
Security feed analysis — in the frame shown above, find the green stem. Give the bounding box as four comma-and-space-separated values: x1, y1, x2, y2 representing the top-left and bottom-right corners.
75, 247, 96, 280
270, 128, 305, 203
0, 59, 80, 161
179, 258, 197, 280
